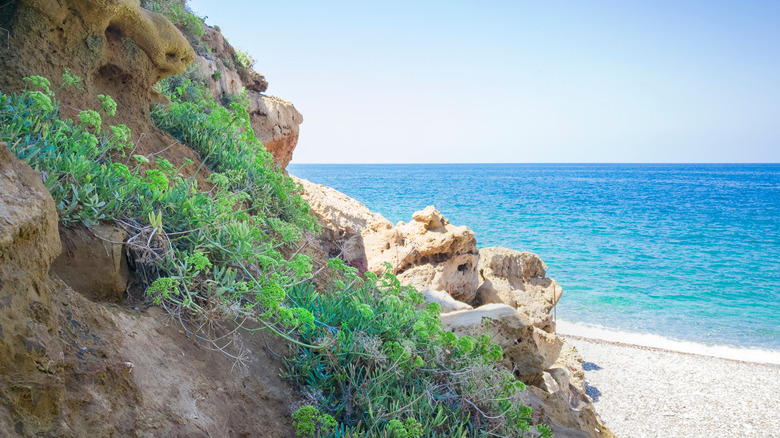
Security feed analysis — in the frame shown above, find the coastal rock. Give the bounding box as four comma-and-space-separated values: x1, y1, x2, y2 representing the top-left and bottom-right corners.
522, 340, 615, 438
50, 224, 129, 302
247, 93, 303, 170
475, 247, 563, 332
364, 206, 480, 303
440, 304, 563, 377
294, 181, 480, 301
192, 54, 245, 97
294, 177, 391, 234
192, 25, 299, 170
293, 177, 390, 272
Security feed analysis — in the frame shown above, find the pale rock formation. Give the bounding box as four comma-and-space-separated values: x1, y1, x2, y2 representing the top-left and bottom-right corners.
51, 224, 129, 302
247, 94, 303, 170
475, 247, 563, 332
363, 206, 480, 303
521, 341, 616, 438
192, 54, 244, 97
440, 304, 563, 378
294, 180, 480, 300
293, 177, 391, 234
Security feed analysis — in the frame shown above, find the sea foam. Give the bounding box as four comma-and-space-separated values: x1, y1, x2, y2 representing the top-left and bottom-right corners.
556, 319, 780, 365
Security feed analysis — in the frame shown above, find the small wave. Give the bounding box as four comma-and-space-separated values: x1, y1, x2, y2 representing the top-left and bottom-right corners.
556, 320, 780, 365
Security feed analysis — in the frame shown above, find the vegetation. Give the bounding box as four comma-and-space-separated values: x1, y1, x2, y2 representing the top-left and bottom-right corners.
141, 0, 205, 37
1, 67, 551, 436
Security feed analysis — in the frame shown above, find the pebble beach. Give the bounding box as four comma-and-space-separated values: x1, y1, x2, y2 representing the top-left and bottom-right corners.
563, 335, 780, 438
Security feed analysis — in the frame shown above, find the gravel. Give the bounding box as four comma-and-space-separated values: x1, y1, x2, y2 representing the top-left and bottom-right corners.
563, 335, 780, 438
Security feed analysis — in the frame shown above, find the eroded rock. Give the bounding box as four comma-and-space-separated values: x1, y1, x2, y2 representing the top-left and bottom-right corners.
420, 289, 473, 314
521, 340, 615, 438
247, 94, 302, 170
364, 206, 480, 303
440, 304, 563, 378
475, 247, 563, 332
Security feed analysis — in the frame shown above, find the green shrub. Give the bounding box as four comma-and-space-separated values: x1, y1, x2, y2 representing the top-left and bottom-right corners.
1, 73, 318, 346
141, 0, 204, 37
283, 260, 548, 437
235, 48, 255, 69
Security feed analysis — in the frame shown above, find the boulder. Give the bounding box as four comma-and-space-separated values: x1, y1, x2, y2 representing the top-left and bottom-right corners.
51, 223, 129, 302
521, 340, 615, 438
475, 247, 563, 332
440, 304, 563, 378
293, 177, 390, 272
364, 206, 479, 303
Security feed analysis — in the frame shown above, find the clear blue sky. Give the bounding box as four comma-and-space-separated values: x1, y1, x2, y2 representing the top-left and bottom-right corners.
189, 0, 780, 163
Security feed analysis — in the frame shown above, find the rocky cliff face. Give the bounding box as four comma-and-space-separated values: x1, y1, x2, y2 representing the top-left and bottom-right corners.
0, 0, 301, 171
296, 177, 614, 438
191, 25, 303, 169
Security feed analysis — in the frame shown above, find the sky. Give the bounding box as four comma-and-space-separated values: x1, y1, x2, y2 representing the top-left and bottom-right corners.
188, 0, 780, 163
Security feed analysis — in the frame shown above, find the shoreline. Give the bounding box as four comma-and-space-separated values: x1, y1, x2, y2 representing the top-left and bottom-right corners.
556, 319, 780, 366
562, 334, 780, 438
561, 333, 780, 369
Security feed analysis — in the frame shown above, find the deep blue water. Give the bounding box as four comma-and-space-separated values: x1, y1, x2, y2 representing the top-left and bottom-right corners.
288, 163, 780, 351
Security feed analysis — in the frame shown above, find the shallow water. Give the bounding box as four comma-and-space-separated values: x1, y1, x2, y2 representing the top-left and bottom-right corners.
288, 163, 780, 352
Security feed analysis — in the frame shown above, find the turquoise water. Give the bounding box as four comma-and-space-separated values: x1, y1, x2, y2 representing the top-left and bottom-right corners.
288, 164, 780, 352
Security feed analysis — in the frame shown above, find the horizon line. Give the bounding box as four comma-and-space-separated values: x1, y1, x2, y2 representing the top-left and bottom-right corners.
288, 162, 780, 165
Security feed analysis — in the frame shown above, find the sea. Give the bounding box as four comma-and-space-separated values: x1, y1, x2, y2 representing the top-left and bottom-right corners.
288, 163, 780, 364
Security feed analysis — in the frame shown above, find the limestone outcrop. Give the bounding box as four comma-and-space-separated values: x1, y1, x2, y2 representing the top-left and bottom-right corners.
521, 341, 616, 438
363, 206, 480, 303
475, 247, 563, 332
247, 94, 303, 170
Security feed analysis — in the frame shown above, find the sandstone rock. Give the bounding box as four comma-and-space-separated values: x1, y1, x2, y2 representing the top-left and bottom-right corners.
0, 145, 66, 433
0, 144, 61, 279
51, 224, 129, 302
293, 177, 392, 273
420, 289, 473, 314
294, 177, 392, 235
295, 181, 480, 302
475, 247, 563, 332
248, 93, 303, 170
1, 0, 213, 188
364, 206, 479, 303
193, 54, 244, 97
521, 340, 615, 438
440, 304, 563, 377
